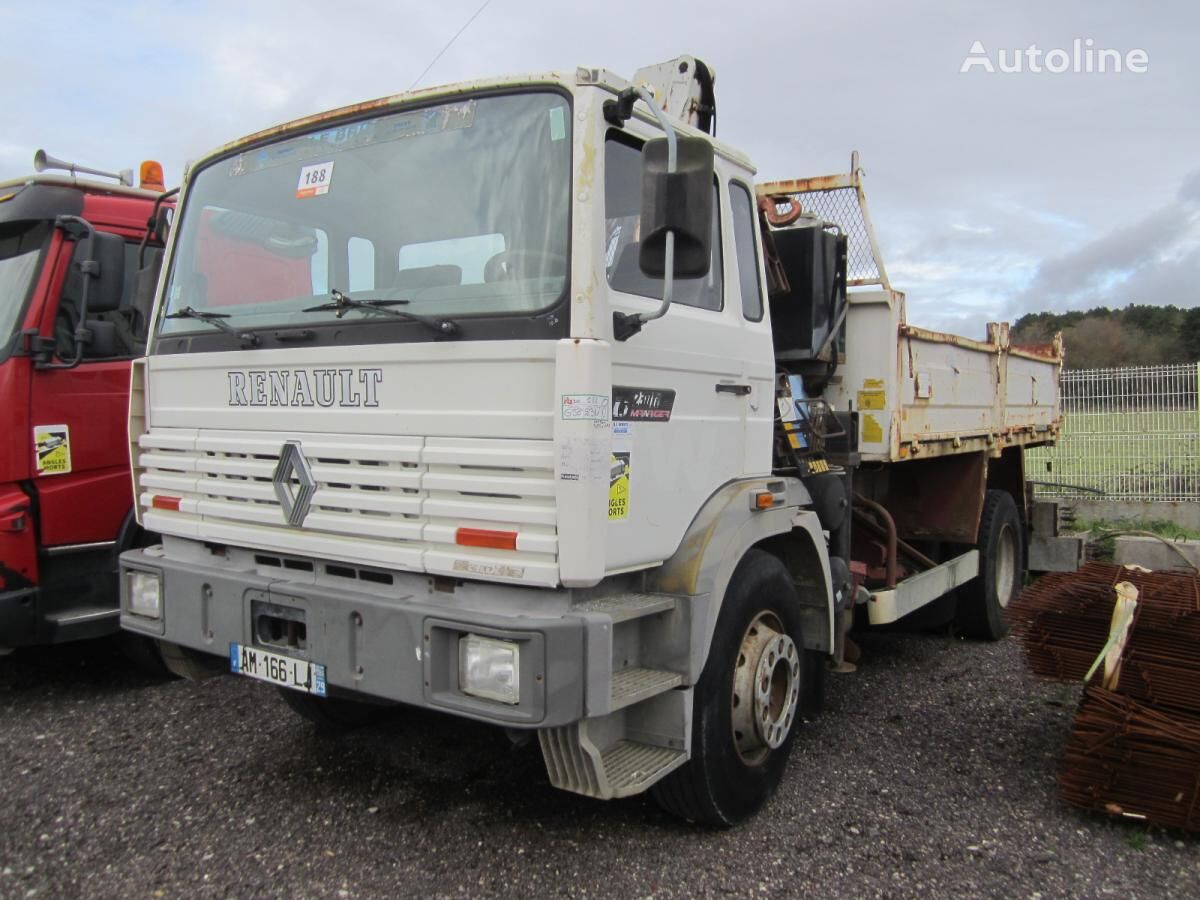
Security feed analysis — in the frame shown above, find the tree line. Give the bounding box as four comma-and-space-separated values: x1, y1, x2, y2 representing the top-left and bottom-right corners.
1012, 304, 1200, 369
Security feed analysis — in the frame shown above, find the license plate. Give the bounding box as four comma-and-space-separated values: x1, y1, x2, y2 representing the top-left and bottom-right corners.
230, 643, 326, 696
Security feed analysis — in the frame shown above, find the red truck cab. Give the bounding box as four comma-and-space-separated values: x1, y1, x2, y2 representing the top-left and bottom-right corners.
0, 168, 166, 651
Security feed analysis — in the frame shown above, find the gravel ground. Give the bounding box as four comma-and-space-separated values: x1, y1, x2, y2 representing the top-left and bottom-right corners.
1, 630, 1197, 899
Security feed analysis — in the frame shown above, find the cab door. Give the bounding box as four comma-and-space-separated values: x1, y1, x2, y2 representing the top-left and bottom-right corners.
603, 132, 773, 572
27, 228, 141, 550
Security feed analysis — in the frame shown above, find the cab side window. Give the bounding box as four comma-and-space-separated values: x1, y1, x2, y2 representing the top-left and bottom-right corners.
604, 133, 723, 311
729, 181, 764, 321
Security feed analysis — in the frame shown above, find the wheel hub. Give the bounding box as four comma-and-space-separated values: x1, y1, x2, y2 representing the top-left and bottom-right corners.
731, 611, 801, 765
995, 524, 1017, 607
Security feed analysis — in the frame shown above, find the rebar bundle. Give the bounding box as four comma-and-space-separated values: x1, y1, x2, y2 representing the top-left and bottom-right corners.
1060, 687, 1200, 830
1007, 561, 1200, 830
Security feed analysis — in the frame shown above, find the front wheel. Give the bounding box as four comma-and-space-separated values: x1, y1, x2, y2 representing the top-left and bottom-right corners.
652, 549, 811, 826
277, 687, 393, 731
117, 632, 173, 676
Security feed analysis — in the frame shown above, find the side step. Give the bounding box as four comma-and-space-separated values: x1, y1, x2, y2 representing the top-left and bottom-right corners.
611, 667, 682, 711
601, 741, 686, 797
541, 592, 690, 800
540, 723, 688, 799
574, 592, 677, 623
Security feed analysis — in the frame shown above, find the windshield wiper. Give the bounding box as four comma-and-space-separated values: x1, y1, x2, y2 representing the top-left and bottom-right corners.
164, 307, 261, 346
303, 289, 460, 337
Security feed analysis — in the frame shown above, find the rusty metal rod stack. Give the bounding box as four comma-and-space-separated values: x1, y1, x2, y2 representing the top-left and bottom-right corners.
1061, 688, 1200, 830
1007, 561, 1200, 830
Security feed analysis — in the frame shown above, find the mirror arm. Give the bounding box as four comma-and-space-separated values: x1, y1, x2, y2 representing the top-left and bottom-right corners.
140, 185, 179, 268
613, 87, 680, 341
37, 215, 96, 370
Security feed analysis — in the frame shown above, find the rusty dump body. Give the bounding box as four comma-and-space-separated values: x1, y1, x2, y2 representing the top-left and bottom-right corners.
757, 154, 1063, 465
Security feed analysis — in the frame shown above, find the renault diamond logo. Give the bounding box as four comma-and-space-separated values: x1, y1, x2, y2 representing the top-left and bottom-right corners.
273, 440, 316, 527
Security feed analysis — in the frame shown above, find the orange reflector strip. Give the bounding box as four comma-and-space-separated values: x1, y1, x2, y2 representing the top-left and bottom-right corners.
456, 527, 518, 551
755, 492, 775, 510
151, 495, 181, 511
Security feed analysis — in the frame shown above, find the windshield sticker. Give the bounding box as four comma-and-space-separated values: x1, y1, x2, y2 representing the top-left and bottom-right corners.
296, 161, 334, 199
34, 424, 71, 476
612, 386, 675, 423
549, 106, 566, 142
229, 100, 477, 177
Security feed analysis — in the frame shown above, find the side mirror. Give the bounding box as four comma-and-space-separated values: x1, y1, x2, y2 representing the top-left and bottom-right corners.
79, 231, 128, 314
39, 217, 126, 368
638, 135, 715, 278
153, 205, 173, 244
84, 319, 119, 358
139, 185, 178, 269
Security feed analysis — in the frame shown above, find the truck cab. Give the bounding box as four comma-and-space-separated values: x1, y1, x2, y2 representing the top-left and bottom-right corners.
0, 163, 168, 651
120, 59, 1061, 824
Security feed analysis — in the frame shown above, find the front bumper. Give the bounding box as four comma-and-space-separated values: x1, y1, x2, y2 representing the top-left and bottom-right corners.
120, 547, 591, 727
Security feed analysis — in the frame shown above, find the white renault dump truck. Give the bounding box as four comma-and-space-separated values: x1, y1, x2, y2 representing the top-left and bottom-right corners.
120, 57, 1062, 825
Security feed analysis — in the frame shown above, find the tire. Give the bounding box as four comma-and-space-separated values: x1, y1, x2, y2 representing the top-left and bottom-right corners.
956, 490, 1023, 640
277, 687, 392, 731
158, 640, 228, 680
652, 549, 810, 826
117, 632, 173, 676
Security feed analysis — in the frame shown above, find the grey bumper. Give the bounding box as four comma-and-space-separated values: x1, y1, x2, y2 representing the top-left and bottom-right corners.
119, 548, 588, 728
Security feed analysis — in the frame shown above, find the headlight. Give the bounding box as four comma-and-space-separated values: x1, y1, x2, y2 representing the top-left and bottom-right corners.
127, 571, 162, 620
458, 634, 519, 704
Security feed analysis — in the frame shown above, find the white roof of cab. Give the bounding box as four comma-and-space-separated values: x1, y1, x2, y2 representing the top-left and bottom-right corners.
191, 67, 755, 176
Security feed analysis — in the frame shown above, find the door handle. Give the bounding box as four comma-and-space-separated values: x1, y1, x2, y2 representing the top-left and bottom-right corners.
0, 504, 28, 533
715, 383, 752, 396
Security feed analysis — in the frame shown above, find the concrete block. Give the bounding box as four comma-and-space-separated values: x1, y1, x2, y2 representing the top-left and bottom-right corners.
1069, 500, 1200, 533
1029, 534, 1085, 572
1112, 535, 1200, 572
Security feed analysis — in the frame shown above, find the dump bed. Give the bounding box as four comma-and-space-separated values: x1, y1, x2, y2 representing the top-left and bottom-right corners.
824, 294, 1061, 462
758, 155, 1062, 463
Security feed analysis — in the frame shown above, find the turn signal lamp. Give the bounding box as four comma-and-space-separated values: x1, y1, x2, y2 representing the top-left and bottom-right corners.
456, 527, 518, 551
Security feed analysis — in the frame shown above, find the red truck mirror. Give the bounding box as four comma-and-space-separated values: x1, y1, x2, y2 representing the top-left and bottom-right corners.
36, 218, 126, 368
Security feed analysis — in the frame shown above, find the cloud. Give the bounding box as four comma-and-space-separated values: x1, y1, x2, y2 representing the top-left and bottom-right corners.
1010, 169, 1200, 314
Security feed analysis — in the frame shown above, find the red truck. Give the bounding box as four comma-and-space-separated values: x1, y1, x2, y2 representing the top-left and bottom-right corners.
0, 151, 170, 654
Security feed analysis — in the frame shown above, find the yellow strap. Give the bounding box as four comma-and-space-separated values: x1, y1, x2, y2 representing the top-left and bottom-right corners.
1083, 581, 1139, 689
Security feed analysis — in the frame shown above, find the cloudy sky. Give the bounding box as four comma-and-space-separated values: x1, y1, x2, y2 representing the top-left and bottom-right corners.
2, 0, 1194, 336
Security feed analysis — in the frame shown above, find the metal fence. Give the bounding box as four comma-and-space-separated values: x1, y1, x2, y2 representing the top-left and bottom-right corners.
1027, 362, 1200, 502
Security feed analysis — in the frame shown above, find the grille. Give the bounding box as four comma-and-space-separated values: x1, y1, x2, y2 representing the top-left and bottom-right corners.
136, 429, 558, 585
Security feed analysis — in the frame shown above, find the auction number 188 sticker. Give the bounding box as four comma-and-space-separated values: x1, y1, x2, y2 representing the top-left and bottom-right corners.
296, 161, 334, 198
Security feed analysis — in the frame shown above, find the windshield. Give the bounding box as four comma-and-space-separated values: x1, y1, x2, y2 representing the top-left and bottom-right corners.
159, 91, 571, 344
0, 221, 49, 359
